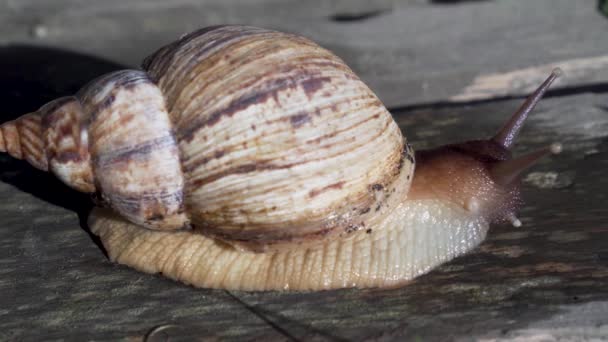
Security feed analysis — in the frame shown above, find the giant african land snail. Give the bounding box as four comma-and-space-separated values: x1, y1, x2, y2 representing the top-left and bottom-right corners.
0, 25, 562, 291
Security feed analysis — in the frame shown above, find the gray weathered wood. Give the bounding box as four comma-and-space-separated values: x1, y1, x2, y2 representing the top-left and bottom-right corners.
1, 1, 608, 340
1, 0, 607, 107
1, 44, 607, 340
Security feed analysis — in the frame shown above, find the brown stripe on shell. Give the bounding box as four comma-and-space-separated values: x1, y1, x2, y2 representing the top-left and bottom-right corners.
177, 29, 274, 79
179, 69, 369, 164
1, 121, 22, 159
19, 136, 43, 169
175, 58, 350, 128
177, 86, 280, 142
177, 71, 334, 142
304, 103, 384, 148
189, 160, 295, 189
304, 105, 380, 145
151, 28, 343, 128
40, 97, 86, 162
16, 113, 47, 170
309, 181, 345, 198
180, 92, 378, 175
142, 25, 244, 81
188, 107, 393, 190
93, 134, 175, 168
178, 69, 371, 175
172, 52, 340, 133
301, 77, 332, 100
289, 111, 312, 128
144, 26, 282, 110
39, 97, 74, 122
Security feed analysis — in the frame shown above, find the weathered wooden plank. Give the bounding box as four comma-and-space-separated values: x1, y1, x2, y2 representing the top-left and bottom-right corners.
0, 0, 607, 107
0, 44, 607, 341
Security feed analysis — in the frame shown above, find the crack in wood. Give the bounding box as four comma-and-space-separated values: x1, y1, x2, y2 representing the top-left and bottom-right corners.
225, 291, 301, 341
224, 291, 349, 342
329, 9, 389, 22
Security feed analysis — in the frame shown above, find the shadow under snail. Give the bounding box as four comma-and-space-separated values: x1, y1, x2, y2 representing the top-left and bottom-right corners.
0, 25, 563, 291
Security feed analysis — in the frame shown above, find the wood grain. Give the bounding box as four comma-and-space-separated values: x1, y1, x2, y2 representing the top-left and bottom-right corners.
1, 0, 607, 107
0, 0, 607, 340
1, 45, 607, 340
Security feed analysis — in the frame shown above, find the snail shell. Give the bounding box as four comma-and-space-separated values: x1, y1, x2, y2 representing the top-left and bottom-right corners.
2, 25, 414, 250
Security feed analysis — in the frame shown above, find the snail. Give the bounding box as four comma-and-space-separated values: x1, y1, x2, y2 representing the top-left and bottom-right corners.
0, 25, 562, 291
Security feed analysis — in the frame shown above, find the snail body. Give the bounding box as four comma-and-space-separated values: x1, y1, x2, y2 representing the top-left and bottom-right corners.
0, 25, 561, 290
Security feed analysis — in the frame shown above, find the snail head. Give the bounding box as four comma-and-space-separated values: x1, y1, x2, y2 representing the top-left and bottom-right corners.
409, 68, 562, 227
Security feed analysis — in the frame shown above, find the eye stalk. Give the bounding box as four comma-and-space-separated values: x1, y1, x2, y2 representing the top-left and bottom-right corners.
492, 68, 562, 149
410, 69, 563, 227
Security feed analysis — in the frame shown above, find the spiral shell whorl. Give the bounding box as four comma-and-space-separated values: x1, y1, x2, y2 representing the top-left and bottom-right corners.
0, 97, 95, 193
143, 25, 414, 246
2, 71, 190, 231
0, 113, 46, 170
77, 70, 189, 231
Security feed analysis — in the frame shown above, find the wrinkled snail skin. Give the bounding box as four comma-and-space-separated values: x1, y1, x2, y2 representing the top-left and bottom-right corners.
0, 25, 562, 291
90, 200, 488, 291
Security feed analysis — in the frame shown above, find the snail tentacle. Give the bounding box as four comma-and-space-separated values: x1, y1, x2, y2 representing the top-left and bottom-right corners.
492, 68, 562, 149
